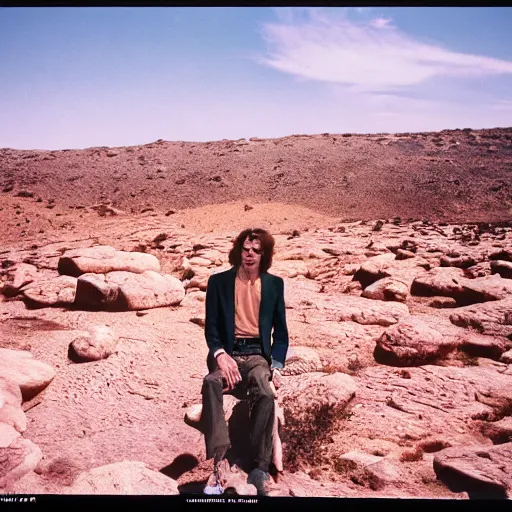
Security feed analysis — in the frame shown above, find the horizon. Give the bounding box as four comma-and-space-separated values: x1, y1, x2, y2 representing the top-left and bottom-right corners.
1, 7, 512, 150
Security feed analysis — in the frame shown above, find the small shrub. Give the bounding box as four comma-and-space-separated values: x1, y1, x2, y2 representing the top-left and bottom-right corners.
281, 401, 340, 472
419, 440, 451, 453
399, 446, 423, 462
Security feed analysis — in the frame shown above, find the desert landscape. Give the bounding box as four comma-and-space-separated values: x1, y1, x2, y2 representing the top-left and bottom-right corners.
1, 127, 512, 500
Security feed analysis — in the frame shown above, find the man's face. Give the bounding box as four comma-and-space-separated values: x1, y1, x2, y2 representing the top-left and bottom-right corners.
241, 237, 263, 273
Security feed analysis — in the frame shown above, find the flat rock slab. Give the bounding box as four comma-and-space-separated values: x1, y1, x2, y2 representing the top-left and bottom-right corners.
433, 442, 512, 498
0, 349, 56, 401
336, 295, 409, 326
376, 315, 509, 365
58, 245, 161, 277
449, 297, 512, 338
412, 268, 512, 305
75, 270, 185, 310
22, 275, 77, 307
66, 460, 179, 495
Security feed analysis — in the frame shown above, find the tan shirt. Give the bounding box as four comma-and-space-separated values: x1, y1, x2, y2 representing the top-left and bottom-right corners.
234, 269, 261, 337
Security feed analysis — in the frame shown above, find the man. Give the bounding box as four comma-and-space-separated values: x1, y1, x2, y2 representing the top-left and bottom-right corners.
200, 228, 289, 496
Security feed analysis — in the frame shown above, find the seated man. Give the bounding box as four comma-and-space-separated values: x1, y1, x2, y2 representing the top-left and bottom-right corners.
201, 228, 289, 496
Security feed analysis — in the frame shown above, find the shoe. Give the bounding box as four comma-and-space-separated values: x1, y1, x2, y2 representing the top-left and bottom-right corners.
204, 470, 224, 495
247, 468, 271, 496
204, 462, 224, 495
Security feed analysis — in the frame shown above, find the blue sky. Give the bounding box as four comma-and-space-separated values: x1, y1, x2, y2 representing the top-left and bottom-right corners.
1, 7, 512, 150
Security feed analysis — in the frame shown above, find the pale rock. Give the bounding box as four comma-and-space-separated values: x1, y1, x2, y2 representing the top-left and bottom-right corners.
271, 260, 308, 279
500, 349, 512, 364
281, 347, 322, 376
353, 253, 397, 288
450, 297, 512, 338
362, 278, 409, 303
337, 295, 409, 326
66, 460, 179, 495
75, 271, 185, 310
375, 317, 463, 365
433, 442, 512, 498
22, 275, 77, 306
58, 245, 160, 277
0, 438, 43, 490
411, 267, 465, 298
189, 256, 213, 267
278, 372, 357, 422
0, 349, 56, 401
0, 378, 26, 433
69, 325, 118, 362
490, 260, 512, 279
0, 423, 21, 448
1, 264, 39, 297
480, 417, 512, 444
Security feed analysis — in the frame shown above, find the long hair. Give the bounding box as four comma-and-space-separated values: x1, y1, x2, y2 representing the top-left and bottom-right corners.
228, 228, 275, 273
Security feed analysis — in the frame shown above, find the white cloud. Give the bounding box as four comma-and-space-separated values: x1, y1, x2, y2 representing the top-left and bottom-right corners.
258, 8, 512, 92
370, 17, 393, 29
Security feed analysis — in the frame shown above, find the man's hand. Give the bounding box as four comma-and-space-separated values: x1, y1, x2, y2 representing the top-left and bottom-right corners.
271, 368, 282, 390
216, 353, 241, 391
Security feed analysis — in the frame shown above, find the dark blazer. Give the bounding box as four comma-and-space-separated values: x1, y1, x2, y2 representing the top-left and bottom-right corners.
204, 266, 289, 369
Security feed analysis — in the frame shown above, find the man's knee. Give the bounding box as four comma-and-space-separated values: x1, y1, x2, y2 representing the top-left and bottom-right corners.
250, 367, 274, 399
202, 371, 223, 390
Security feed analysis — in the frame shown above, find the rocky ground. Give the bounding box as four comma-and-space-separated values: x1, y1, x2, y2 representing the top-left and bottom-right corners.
1, 128, 512, 500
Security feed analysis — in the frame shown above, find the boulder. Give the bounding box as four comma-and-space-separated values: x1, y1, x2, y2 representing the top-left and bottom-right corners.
75, 271, 185, 310
0, 378, 26, 433
440, 254, 477, 269
337, 295, 409, 326
375, 317, 462, 366
0, 437, 43, 490
0, 349, 56, 401
281, 347, 322, 376
189, 256, 213, 267
491, 260, 512, 279
58, 246, 160, 277
352, 253, 396, 288
22, 275, 77, 306
69, 325, 118, 362
411, 267, 465, 298
500, 349, 512, 364
0, 424, 21, 449
361, 278, 409, 303
278, 372, 357, 422
412, 268, 512, 305
336, 451, 403, 490
1, 263, 39, 297
66, 460, 179, 495
433, 442, 512, 498
489, 248, 512, 262
449, 297, 512, 338
480, 417, 512, 444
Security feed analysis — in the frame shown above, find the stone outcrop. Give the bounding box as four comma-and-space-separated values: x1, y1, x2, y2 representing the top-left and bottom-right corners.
58, 245, 161, 277
0, 349, 55, 401
66, 460, 179, 494
433, 442, 512, 498
75, 270, 185, 310
22, 275, 77, 307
